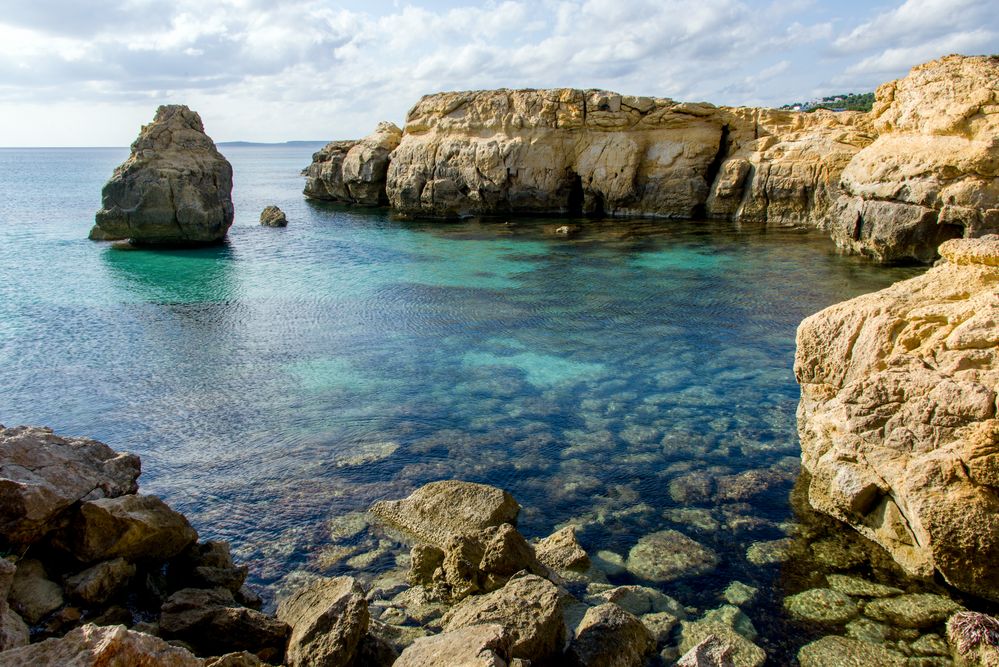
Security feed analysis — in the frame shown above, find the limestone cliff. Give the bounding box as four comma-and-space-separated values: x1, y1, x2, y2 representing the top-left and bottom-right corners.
795, 235, 999, 600
91, 105, 234, 245
303, 122, 402, 205
306, 54, 998, 264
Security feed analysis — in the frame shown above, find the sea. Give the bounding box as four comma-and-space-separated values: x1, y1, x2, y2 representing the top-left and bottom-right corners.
0, 144, 950, 660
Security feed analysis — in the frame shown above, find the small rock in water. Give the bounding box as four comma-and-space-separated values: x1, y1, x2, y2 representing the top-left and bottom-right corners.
699, 605, 757, 641
797, 635, 905, 666
825, 574, 902, 598
863, 593, 964, 629
676, 635, 735, 667
745, 538, 795, 566
679, 620, 766, 667
259, 205, 288, 227
783, 588, 859, 625
722, 582, 758, 606
626, 529, 719, 582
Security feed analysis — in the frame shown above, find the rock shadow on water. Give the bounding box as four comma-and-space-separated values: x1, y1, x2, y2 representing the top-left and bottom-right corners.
100, 242, 238, 304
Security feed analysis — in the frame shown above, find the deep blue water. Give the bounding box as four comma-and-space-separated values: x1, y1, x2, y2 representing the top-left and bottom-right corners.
0, 145, 924, 656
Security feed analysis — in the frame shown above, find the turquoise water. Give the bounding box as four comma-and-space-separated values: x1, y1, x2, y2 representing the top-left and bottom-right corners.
0, 145, 924, 657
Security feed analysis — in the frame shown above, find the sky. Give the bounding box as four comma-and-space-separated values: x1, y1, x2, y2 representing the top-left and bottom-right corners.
0, 0, 994, 146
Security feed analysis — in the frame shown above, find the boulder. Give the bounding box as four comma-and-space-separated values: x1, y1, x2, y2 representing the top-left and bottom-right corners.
9, 558, 64, 624
159, 587, 289, 659
796, 635, 905, 667
568, 602, 655, 667
679, 621, 765, 667
626, 530, 719, 582
275, 576, 368, 667
677, 635, 736, 667
393, 623, 512, 667
370, 480, 520, 548
64, 557, 136, 605
783, 588, 859, 625
863, 593, 963, 628
535, 526, 590, 571
407, 544, 444, 585
0, 623, 202, 666
259, 206, 288, 227
442, 573, 564, 662
437, 523, 546, 600
169, 541, 248, 593
53, 493, 198, 563
0, 425, 140, 547
795, 235, 999, 599
303, 122, 402, 205
91, 105, 234, 244
0, 559, 28, 651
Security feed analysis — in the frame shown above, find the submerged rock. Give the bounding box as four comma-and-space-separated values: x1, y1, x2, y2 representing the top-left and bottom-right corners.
863, 593, 964, 629
783, 588, 859, 625
677, 635, 736, 667
259, 205, 288, 227
796, 635, 905, 667
796, 235, 999, 600
626, 529, 719, 582
91, 105, 234, 244
679, 621, 766, 667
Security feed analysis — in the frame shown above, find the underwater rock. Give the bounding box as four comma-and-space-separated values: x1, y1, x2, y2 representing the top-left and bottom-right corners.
863, 593, 964, 629
535, 525, 590, 571
796, 235, 999, 600
259, 205, 288, 227
641, 611, 681, 646
626, 529, 719, 582
370, 480, 520, 549
699, 605, 757, 641
783, 588, 860, 625
568, 602, 655, 667
0, 623, 203, 666
677, 635, 736, 667
91, 105, 234, 244
276, 576, 369, 667
0, 425, 140, 547
393, 623, 512, 667
797, 635, 905, 666
722, 582, 758, 606
592, 585, 687, 618
303, 122, 402, 205
679, 621, 766, 667
442, 573, 564, 663
825, 574, 902, 599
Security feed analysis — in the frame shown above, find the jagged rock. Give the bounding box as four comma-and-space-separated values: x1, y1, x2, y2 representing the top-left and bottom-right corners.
64, 557, 136, 605
159, 587, 289, 659
259, 206, 288, 227
0, 559, 28, 651
442, 573, 564, 662
91, 105, 234, 244
795, 235, 999, 600
568, 602, 655, 667
0, 425, 140, 547
679, 621, 766, 667
829, 55, 999, 262
626, 529, 719, 582
535, 525, 590, 571
408, 544, 444, 585
677, 635, 736, 667
863, 593, 964, 628
276, 576, 368, 667
370, 480, 520, 548
9, 558, 64, 624
169, 541, 248, 593
303, 122, 402, 205
783, 588, 859, 625
435, 523, 546, 600
0, 623, 202, 666
393, 623, 512, 667
53, 493, 198, 563
797, 635, 905, 666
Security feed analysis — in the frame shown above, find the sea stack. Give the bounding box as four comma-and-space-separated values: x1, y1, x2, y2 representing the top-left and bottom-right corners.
90, 105, 234, 245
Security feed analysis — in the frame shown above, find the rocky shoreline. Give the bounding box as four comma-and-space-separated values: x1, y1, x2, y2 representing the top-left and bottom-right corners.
304, 54, 999, 264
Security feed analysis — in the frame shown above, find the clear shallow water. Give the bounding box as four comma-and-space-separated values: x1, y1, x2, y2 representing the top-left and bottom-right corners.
0, 146, 928, 659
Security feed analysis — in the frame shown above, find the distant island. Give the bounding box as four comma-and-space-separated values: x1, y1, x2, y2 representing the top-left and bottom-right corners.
216, 140, 329, 147
778, 91, 875, 112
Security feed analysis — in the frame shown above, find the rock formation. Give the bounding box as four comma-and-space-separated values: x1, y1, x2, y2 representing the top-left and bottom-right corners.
259, 205, 288, 227
795, 235, 999, 599
305, 54, 998, 263
303, 122, 402, 205
91, 105, 234, 244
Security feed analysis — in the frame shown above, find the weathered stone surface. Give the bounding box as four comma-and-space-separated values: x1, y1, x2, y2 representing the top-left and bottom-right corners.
442, 573, 563, 662
393, 623, 512, 667
593, 585, 686, 618
0, 559, 27, 651
54, 493, 198, 563
825, 574, 902, 598
9, 558, 64, 624
679, 622, 766, 667
91, 105, 234, 244
829, 55, 999, 262
626, 529, 718, 582
677, 635, 736, 667
276, 575, 368, 667
0, 623, 202, 666
568, 602, 655, 667
783, 588, 859, 625
797, 635, 905, 667
159, 587, 289, 658
863, 593, 963, 628
408, 544, 444, 586
259, 205, 288, 227
370, 480, 520, 548
169, 541, 248, 593
0, 425, 140, 547
303, 122, 402, 205
796, 235, 999, 599
535, 525, 590, 571
65, 557, 136, 605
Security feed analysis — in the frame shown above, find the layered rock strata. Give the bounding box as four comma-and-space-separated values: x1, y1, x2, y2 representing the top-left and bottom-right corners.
91, 105, 234, 244
795, 235, 999, 599
306, 54, 998, 263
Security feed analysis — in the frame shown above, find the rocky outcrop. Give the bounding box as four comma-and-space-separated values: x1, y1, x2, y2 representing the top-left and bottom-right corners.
303, 122, 402, 205
91, 105, 234, 244
795, 235, 999, 599
0, 624, 203, 667
829, 55, 999, 262
259, 205, 287, 227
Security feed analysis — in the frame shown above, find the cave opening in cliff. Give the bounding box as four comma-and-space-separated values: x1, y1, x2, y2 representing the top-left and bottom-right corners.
567, 172, 584, 216
694, 124, 731, 219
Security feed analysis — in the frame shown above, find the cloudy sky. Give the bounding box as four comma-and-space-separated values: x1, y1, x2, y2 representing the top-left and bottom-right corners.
0, 0, 993, 146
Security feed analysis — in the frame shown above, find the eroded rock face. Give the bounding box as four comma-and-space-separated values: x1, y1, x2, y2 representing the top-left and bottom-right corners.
568, 602, 655, 667
91, 104, 234, 244
276, 576, 369, 667
829, 55, 999, 262
393, 623, 512, 667
303, 122, 402, 205
0, 623, 203, 667
0, 425, 140, 547
795, 235, 999, 599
